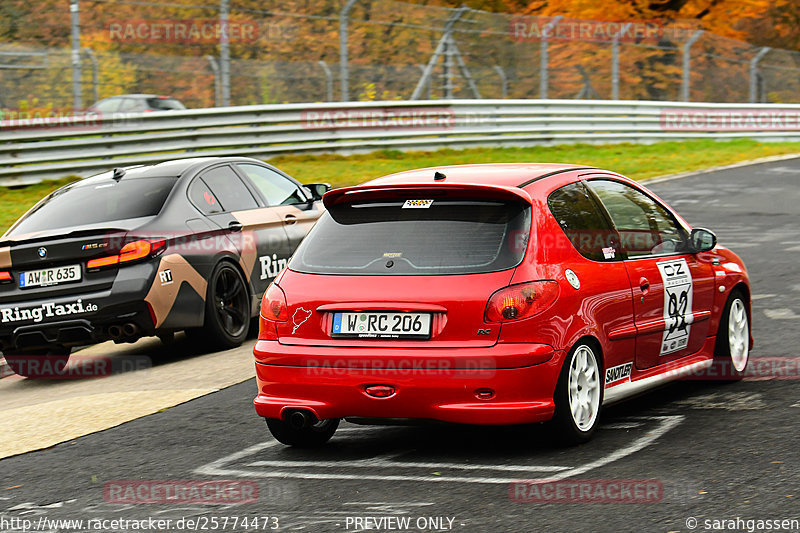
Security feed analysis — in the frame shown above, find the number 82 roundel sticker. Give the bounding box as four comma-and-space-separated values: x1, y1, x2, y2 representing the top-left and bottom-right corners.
656, 258, 693, 356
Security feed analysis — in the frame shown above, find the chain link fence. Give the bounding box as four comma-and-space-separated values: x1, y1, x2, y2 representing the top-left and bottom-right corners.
1, 0, 799, 113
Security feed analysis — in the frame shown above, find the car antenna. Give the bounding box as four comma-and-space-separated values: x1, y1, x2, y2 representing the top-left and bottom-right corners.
112, 168, 126, 181
434, 171, 446, 181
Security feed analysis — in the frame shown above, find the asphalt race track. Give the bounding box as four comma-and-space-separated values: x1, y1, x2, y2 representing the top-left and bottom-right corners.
2, 157, 800, 533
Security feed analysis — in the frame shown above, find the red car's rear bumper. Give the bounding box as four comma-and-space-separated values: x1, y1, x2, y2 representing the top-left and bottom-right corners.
253, 340, 562, 425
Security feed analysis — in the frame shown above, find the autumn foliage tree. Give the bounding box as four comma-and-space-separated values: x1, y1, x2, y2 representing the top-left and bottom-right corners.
0, 0, 797, 108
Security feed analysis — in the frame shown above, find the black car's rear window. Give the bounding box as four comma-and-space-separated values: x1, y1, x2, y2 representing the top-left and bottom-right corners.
7, 176, 178, 235
290, 198, 530, 275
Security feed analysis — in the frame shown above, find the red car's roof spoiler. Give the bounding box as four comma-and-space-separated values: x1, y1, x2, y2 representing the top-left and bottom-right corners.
322, 183, 533, 209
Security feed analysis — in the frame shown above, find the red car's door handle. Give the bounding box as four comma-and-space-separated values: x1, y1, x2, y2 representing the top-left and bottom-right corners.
639, 277, 650, 294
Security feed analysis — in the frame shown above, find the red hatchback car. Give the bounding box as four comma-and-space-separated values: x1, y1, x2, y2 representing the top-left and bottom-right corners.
253, 164, 752, 446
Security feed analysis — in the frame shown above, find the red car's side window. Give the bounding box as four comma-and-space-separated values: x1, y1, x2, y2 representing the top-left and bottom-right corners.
586, 179, 686, 258
547, 182, 620, 262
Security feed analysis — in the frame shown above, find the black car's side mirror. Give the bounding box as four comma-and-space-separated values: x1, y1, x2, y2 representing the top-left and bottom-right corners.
689, 227, 717, 253
304, 183, 331, 202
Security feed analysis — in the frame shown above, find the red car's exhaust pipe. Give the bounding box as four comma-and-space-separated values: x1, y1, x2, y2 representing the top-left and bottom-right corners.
287, 409, 317, 429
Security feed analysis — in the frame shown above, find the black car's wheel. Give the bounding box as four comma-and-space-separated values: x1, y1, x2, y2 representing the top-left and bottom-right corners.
711, 289, 750, 381
189, 261, 251, 349
3, 346, 71, 378
266, 416, 339, 447
550, 341, 602, 445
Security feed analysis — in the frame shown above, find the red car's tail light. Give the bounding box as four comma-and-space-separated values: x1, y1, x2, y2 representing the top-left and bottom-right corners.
86, 239, 166, 270
262, 283, 288, 322
0, 271, 12, 282
484, 281, 559, 323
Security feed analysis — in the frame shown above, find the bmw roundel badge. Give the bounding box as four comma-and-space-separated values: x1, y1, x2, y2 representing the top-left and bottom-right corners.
37, 247, 47, 258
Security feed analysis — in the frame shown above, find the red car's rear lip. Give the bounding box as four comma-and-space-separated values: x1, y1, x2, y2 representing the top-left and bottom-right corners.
253, 339, 554, 367
253, 340, 560, 425
323, 182, 533, 209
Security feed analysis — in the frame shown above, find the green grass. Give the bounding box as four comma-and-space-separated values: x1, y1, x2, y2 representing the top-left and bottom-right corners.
0, 176, 80, 234
1, 139, 799, 233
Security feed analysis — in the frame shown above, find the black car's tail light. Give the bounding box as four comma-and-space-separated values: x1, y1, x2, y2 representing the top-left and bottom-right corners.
484, 281, 559, 323
86, 239, 166, 270
0, 271, 13, 283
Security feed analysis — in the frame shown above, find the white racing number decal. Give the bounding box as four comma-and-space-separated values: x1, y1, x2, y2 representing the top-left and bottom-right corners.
604, 362, 633, 387
657, 258, 693, 356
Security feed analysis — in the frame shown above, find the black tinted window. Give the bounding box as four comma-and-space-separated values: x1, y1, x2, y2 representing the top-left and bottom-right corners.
587, 179, 685, 258
8, 177, 177, 235
188, 178, 222, 215
199, 166, 258, 212
548, 182, 619, 262
290, 199, 530, 275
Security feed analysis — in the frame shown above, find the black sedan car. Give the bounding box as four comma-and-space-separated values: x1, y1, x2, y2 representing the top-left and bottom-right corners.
0, 157, 329, 377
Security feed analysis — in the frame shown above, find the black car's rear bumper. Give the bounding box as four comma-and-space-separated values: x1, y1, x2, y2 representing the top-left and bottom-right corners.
0, 288, 157, 351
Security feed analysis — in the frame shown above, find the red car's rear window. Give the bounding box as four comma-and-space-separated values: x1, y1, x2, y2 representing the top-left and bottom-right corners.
290, 199, 530, 275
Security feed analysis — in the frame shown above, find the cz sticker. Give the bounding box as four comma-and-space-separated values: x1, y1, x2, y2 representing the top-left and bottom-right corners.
657, 258, 693, 356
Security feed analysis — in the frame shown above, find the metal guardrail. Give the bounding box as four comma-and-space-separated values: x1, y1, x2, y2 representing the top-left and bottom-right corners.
2, 99, 800, 186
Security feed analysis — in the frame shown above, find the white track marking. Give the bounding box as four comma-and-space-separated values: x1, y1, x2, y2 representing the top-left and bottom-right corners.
245, 459, 570, 472
766, 166, 800, 174
195, 416, 682, 485
751, 294, 777, 300
764, 309, 800, 320
675, 392, 766, 411
342, 502, 435, 507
